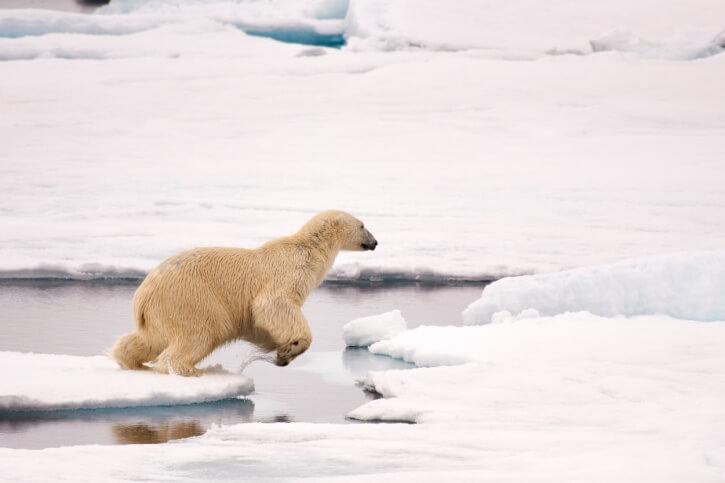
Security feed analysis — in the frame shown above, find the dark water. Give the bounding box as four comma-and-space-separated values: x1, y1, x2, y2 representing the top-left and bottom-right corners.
0, 281, 483, 448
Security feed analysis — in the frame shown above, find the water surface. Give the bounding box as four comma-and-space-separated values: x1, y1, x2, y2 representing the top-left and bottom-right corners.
0, 281, 482, 448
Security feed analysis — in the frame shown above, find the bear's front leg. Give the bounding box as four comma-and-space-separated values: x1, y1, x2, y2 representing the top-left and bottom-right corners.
252, 294, 312, 366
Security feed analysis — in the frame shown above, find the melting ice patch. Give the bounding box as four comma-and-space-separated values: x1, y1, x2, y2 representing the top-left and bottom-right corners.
463, 250, 725, 325
0, 0, 350, 59
342, 309, 407, 347
0, 352, 253, 411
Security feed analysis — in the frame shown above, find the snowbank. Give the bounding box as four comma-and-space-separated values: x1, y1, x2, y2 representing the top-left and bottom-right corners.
369, 312, 724, 369
345, 0, 725, 59
463, 250, 725, 325
355, 313, 725, 423
0, 352, 253, 411
342, 310, 407, 347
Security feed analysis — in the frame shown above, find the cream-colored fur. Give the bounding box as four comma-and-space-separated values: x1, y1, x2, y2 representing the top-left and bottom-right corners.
109, 210, 377, 376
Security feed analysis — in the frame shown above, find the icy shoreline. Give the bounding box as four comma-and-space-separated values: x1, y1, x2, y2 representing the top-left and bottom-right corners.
0, 264, 503, 284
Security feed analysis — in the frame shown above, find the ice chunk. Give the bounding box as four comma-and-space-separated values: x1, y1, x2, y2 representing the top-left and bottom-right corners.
342, 309, 407, 347
0, 352, 253, 411
369, 325, 472, 367
463, 251, 725, 325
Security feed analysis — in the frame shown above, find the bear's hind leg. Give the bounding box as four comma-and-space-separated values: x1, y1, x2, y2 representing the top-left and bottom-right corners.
109, 332, 158, 370
153, 339, 216, 377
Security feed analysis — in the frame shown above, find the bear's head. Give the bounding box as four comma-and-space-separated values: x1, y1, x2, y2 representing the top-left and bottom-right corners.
301, 210, 378, 252
275, 335, 311, 366
342, 213, 377, 252
330, 211, 378, 252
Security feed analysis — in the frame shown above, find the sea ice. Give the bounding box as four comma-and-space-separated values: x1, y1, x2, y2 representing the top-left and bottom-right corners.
345, 0, 725, 59
0, 352, 253, 411
1, 53, 724, 282
463, 250, 725, 325
342, 309, 407, 347
0, 3, 724, 283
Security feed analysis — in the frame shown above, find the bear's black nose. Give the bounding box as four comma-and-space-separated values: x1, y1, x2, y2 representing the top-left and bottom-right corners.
362, 240, 378, 251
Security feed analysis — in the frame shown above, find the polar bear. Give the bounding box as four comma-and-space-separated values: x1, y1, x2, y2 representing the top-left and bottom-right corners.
109, 210, 377, 376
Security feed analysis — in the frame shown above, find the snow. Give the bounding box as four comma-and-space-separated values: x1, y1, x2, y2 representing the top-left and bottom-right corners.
342, 309, 407, 347
0, 352, 253, 411
345, 0, 725, 59
463, 250, 725, 325
0, 2, 724, 282
1, 53, 724, 282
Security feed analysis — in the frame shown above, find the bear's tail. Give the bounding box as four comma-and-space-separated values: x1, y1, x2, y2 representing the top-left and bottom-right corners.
108, 332, 155, 370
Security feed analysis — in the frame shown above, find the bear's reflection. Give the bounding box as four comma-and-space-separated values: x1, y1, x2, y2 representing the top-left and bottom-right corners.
112, 421, 204, 444
110, 398, 255, 444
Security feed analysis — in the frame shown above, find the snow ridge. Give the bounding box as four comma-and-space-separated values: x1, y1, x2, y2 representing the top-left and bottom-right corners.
463, 250, 725, 324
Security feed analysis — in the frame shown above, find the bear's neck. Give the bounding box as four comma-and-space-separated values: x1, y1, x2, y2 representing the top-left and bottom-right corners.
294, 225, 342, 287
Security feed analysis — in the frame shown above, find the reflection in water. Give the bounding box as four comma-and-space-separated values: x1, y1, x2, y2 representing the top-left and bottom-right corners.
267, 414, 292, 423
342, 347, 414, 379
113, 421, 204, 444
0, 398, 256, 448
0, 282, 482, 448
77, 0, 110, 5
342, 348, 415, 399
0, 398, 255, 431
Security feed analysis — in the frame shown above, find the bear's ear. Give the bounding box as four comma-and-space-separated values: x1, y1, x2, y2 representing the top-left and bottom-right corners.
332, 212, 347, 227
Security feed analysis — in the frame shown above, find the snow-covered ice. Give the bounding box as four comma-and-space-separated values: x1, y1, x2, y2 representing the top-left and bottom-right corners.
346, 0, 725, 59
463, 250, 725, 325
0, 1, 724, 282
342, 309, 407, 347
0, 352, 253, 411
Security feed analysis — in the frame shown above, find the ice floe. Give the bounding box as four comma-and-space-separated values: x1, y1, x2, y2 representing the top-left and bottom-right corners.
0, 352, 253, 411
342, 309, 407, 347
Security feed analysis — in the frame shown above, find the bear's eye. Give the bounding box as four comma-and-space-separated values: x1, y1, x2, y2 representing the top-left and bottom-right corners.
292, 341, 299, 346
360, 224, 364, 229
